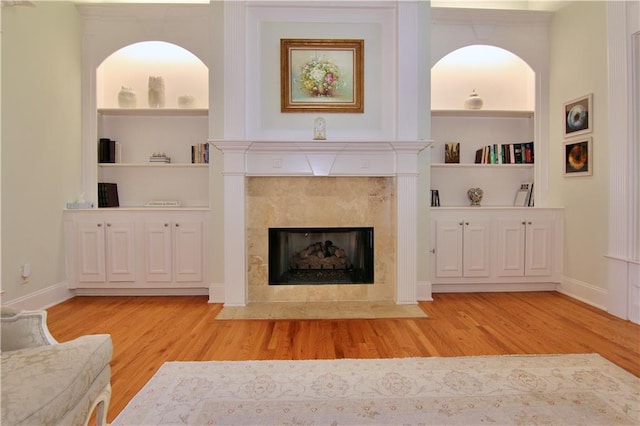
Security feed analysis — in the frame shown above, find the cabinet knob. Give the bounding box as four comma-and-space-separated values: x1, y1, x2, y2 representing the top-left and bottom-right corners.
430, 248, 436, 254
175, 223, 180, 227
527, 221, 532, 225
164, 223, 169, 227
97, 223, 102, 227
522, 221, 526, 225
459, 222, 464, 226
106, 223, 111, 227
465, 222, 469, 226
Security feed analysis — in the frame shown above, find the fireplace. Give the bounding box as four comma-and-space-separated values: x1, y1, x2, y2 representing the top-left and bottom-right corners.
211, 140, 431, 306
269, 227, 374, 285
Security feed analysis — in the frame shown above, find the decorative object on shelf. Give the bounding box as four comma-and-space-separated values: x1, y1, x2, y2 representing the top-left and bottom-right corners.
563, 137, 592, 177
148, 76, 166, 108
444, 142, 460, 163
313, 117, 326, 140
149, 152, 171, 163
464, 89, 484, 110
117, 86, 137, 108
563, 93, 592, 137
430, 189, 440, 207
280, 38, 364, 113
145, 200, 181, 208
178, 95, 195, 108
467, 187, 484, 207
514, 182, 534, 207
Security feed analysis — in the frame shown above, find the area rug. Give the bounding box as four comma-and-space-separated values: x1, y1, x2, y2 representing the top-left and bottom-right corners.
112, 354, 639, 425
214, 301, 428, 320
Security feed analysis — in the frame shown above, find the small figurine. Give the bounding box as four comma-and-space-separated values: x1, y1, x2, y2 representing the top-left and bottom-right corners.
313, 117, 326, 140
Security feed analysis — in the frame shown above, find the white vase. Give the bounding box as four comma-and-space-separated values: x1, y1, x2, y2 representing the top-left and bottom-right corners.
117, 87, 137, 108
464, 90, 484, 110
148, 76, 166, 108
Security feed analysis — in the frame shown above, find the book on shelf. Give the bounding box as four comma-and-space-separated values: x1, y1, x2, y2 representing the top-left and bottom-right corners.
430, 189, 440, 207
98, 138, 116, 163
149, 154, 171, 163
98, 182, 119, 208
514, 182, 534, 207
473, 141, 534, 164
191, 143, 210, 164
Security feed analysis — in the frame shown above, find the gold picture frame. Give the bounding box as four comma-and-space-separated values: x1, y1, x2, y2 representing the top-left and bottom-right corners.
281, 39, 364, 113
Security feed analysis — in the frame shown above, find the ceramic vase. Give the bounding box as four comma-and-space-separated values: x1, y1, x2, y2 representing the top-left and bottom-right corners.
467, 187, 484, 206
148, 76, 166, 108
464, 90, 484, 110
118, 87, 137, 108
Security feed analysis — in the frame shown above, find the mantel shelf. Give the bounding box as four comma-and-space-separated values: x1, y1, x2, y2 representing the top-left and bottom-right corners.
431, 109, 534, 118
98, 108, 208, 117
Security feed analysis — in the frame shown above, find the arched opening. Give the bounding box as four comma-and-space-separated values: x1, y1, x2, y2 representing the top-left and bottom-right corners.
96, 41, 208, 109
431, 44, 534, 111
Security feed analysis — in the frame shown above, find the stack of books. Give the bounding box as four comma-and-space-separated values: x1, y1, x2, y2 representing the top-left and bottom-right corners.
475, 141, 534, 164
149, 153, 171, 163
191, 143, 209, 164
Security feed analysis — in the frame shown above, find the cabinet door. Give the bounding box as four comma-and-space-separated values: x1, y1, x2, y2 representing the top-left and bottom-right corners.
105, 221, 136, 282
524, 219, 553, 276
144, 222, 173, 282
174, 221, 202, 282
462, 220, 491, 277
496, 219, 526, 277
76, 221, 106, 282
434, 220, 464, 277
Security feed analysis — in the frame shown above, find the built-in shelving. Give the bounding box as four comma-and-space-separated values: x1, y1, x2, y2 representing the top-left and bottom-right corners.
431, 109, 534, 118
98, 163, 208, 168
98, 108, 208, 117
431, 163, 533, 169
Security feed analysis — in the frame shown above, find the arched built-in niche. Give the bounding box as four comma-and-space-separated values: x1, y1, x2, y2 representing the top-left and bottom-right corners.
431, 44, 535, 111
429, 44, 537, 207
96, 41, 209, 109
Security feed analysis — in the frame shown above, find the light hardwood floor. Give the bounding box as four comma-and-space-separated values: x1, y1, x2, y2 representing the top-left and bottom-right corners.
45, 291, 640, 423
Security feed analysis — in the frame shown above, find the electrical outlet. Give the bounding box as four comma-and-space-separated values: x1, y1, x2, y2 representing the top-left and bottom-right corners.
20, 263, 30, 284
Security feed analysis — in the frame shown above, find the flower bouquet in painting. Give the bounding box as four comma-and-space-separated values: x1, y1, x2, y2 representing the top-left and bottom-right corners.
298, 56, 343, 98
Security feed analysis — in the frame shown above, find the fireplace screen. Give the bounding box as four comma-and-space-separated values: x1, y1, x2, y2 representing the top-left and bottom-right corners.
269, 227, 374, 285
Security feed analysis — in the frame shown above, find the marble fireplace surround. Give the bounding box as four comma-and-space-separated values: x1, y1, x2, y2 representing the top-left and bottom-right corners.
212, 140, 431, 307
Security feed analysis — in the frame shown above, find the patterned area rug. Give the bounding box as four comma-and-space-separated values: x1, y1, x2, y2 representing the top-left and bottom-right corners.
113, 354, 639, 425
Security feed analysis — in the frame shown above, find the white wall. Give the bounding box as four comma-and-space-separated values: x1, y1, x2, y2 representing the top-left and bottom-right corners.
1, 3, 82, 308
548, 1, 609, 306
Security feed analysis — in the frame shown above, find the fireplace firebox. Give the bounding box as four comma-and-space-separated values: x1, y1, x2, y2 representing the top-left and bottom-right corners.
269, 227, 374, 285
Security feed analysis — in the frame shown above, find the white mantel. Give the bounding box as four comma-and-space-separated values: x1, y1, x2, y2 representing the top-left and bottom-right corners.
211, 139, 432, 306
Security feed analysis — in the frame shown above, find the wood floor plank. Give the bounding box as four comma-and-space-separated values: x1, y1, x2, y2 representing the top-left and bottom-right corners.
44, 292, 640, 423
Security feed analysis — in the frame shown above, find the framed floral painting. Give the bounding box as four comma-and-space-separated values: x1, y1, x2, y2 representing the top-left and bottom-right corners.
280, 39, 364, 113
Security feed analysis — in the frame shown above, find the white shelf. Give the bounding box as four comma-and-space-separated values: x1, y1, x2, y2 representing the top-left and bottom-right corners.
98, 108, 208, 117
431, 109, 534, 118
98, 163, 208, 168
431, 163, 534, 168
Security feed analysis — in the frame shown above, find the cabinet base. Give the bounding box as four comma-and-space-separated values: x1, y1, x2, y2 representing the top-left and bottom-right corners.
432, 282, 558, 293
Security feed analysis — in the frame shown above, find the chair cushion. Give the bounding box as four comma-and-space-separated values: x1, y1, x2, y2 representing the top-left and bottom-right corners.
1, 334, 112, 425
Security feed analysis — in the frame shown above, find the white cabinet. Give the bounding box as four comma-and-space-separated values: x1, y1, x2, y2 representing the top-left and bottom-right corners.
144, 220, 203, 283
430, 208, 562, 292
75, 220, 135, 283
65, 209, 209, 294
434, 218, 491, 278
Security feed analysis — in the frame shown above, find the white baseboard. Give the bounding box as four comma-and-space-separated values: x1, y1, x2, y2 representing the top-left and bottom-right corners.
3, 281, 74, 311
208, 283, 225, 303
432, 282, 557, 293
416, 280, 433, 301
72, 288, 209, 297
556, 275, 608, 311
